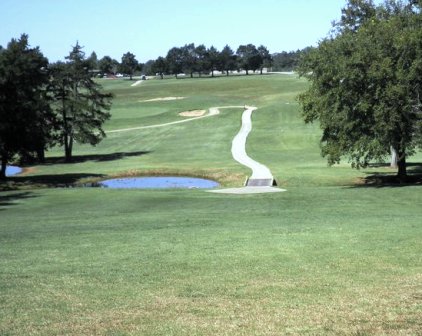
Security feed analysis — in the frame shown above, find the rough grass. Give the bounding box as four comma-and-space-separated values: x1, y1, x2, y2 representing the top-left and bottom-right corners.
1, 74, 421, 335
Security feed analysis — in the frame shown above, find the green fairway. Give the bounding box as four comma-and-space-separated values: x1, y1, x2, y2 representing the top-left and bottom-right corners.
1, 75, 421, 335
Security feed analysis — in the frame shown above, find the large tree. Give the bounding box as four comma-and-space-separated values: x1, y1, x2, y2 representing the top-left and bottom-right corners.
50, 43, 113, 162
166, 47, 184, 78
0, 34, 51, 179
219, 45, 237, 76
120, 52, 139, 80
257, 45, 272, 74
236, 44, 261, 75
98, 55, 118, 75
298, 0, 422, 181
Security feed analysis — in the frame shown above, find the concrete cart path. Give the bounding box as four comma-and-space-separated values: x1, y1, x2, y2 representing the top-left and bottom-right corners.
231, 106, 273, 180
209, 106, 285, 194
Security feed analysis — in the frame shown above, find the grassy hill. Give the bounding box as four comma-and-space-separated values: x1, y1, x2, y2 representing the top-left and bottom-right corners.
1, 74, 421, 335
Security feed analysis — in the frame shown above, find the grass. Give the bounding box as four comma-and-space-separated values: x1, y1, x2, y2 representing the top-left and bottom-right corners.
1, 74, 421, 335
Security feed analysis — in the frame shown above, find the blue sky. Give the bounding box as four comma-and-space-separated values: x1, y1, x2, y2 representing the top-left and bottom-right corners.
2, 0, 362, 63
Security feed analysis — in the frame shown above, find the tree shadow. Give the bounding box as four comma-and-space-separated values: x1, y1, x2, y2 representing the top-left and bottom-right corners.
0, 191, 37, 211
44, 151, 151, 165
352, 162, 422, 188
4, 173, 106, 189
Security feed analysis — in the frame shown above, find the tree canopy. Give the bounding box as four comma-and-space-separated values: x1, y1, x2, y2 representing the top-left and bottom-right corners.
298, 0, 422, 180
0, 34, 51, 178
50, 43, 113, 162
120, 52, 139, 80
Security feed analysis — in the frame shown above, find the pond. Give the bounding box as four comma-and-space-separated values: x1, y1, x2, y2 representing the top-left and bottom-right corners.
99, 176, 219, 189
6, 166, 22, 177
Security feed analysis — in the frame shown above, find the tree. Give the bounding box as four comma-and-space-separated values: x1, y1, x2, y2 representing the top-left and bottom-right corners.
151, 56, 168, 79
219, 45, 237, 76
166, 47, 184, 78
181, 43, 197, 78
87, 51, 98, 70
195, 44, 209, 77
0, 34, 50, 179
98, 55, 116, 75
236, 44, 261, 75
207, 46, 220, 77
257, 45, 272, 74
120, 52, 139, 80
50, 43, 113, 162
298, 0, 422, 181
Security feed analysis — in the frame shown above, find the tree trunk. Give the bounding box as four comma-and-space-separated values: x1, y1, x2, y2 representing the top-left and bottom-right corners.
64, 135, 73, 163
390, 146, 398, 168
226, 70, 229, 76
0, 155, 7, 180
397, 153, 407, 182
37, 148, 45, 163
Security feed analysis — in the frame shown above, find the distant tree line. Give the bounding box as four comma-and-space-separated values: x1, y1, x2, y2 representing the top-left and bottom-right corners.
92, 44, 309, 79
0, 35, 113, 179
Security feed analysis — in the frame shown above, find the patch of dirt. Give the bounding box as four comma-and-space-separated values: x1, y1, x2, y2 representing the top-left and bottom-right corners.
141, 97, 185, 102
21, 167, 37, 175
179, 110, 206, 117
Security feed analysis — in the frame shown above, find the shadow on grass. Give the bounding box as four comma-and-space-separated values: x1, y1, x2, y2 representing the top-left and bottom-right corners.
44, 151, 151, 165
2, 173, 106, 190
0, 191, 37, 211
352, 162, 422, 188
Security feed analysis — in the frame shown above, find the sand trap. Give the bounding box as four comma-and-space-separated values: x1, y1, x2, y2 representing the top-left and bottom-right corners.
141, 97, 185, 102
179, 110, 206, 117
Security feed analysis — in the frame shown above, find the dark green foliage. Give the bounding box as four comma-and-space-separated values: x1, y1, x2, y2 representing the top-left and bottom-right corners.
49, 43, 113, 162
0, 34, 51, 178
236, 44, 262, 75
98, 55, 119, 75
298, 0, 422, 180
120, 52, 139, 80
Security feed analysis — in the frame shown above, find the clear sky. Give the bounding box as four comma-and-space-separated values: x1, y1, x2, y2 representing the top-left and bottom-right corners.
1, 0, 359, 63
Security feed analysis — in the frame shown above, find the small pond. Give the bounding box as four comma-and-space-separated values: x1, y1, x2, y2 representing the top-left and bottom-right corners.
6, 166, 22, 177
99, 176, 219, 189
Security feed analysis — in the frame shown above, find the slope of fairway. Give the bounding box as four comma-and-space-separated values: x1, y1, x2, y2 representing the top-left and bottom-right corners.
14, 74, 379, 187
1, 75, 421, 335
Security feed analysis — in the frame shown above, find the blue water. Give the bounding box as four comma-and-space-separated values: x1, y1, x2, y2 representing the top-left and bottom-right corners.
6, 166, 22, 176
99, 176, 219, 189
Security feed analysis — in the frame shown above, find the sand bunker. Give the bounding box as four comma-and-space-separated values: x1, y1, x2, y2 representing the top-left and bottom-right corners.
141, 97, 185, 102
179, 110, 206, 117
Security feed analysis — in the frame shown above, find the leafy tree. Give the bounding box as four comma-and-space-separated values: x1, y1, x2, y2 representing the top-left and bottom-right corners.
207, 46, 220, 77
272, 49, 309, 71
166, 47, 184, 78
257, 45, 272, 74
219, 45, 237, 76
236, 44, 261, 75
50, 43, 113, 162
151, 56, 168, 79
120, 52, 139, 80
98, 55, 116, 74
181, 43, 197, 77
298, 0, 422, 181
87, 51, 98, 70
0, 34, 50, 179
195, 44, 209, 77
